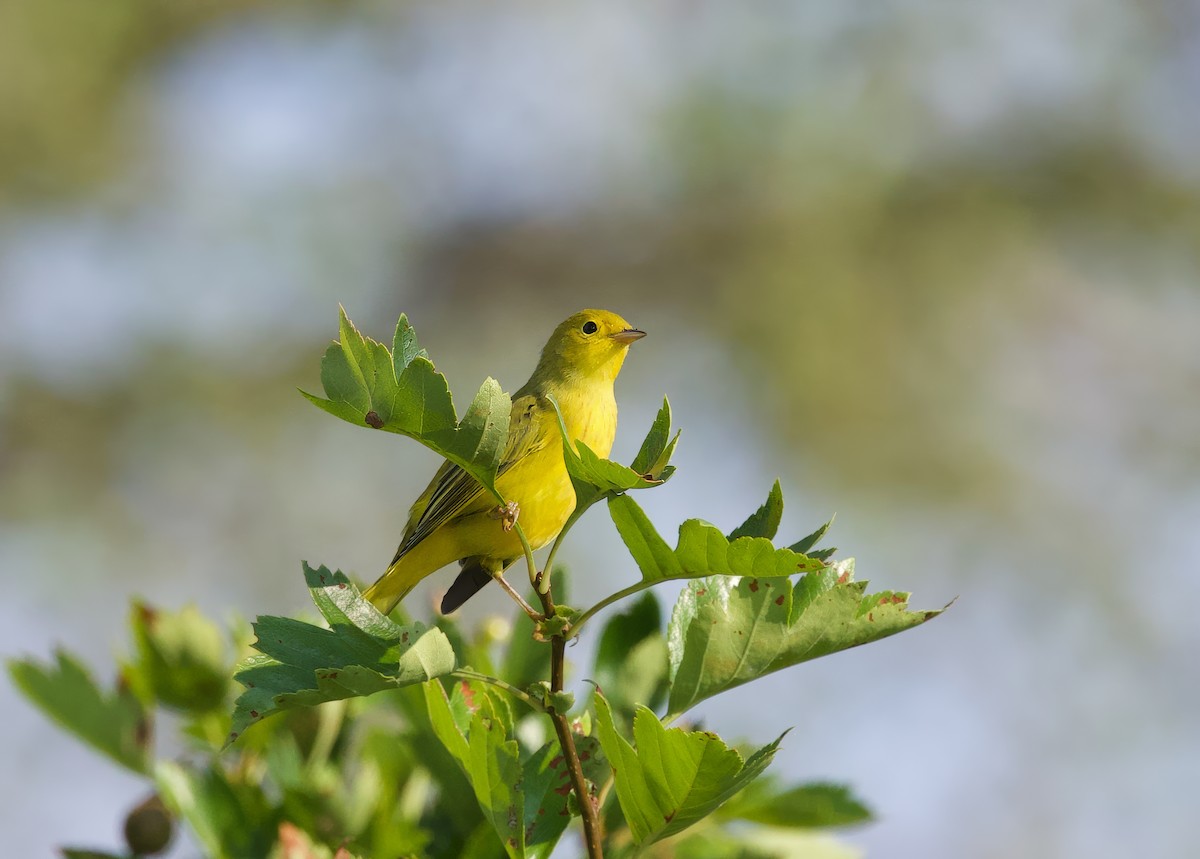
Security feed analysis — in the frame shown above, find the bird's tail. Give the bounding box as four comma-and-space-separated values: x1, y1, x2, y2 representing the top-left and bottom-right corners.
362, 557, 417, 616
440, 559, 497, 614
365, 554, 509, 616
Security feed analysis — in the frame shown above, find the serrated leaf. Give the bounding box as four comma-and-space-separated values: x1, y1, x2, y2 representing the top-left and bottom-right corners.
321, 337, 368, 415
608, 495, 683, 581
392, 312, 425, 374
729, 480, 784, 541
425, 681, 525, 858
630, 398, 673, 476
645, 433, 680, 484
7, 651, 150, 774
608, 494, 827, 588
718, 778, 873, 829
789, 514, 836, 556
430, 377, 510, 489
666, 560, 945, 719
593, 694, 783, 846
392, 356, 455, 435
302, 309, 512, 495
228, 564, 455, 741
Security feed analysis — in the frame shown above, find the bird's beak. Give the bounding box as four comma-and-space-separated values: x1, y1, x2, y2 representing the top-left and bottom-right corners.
610, 327, 646, 345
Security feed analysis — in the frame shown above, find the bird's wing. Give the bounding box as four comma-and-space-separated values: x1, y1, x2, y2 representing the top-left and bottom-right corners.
391, 393, 550, 563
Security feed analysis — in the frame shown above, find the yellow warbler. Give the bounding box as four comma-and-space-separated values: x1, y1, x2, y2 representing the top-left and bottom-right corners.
363, 309, 645, 614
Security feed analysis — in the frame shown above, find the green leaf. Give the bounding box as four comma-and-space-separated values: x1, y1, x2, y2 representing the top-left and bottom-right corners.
666, 560, 945, 719
425, 678, 607, 859
228, 564, 456, 741
608, 494, 827, 588
130, 601, 230, 712
431, 376, 511, 493
526, 681, 575, 713
718, 779, 873, 829
607, 494, 683, 581
630, 398, 680, 480
425, 680, 525, 858
7, 651, 150, 774
155, 761, 275, 859
391, 312, 427, 374
593, 694, 783, 846
729, 480, 784, 541
593, 592, 668, 721
789, 514, 836, 557
301, 309, 511, 495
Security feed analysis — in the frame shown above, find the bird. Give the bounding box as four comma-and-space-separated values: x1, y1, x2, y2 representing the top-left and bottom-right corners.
363, 309, 646, 615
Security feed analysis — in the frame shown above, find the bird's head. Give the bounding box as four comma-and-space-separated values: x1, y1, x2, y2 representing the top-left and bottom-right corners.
534, 309, 645, 386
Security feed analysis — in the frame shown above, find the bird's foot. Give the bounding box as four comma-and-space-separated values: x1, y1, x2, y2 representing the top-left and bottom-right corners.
490, 500, 520, 532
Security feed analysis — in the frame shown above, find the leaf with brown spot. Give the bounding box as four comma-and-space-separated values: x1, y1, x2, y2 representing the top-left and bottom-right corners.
302, 308, 510, 497
666, 559, 946, 719
229, 563, 455, 739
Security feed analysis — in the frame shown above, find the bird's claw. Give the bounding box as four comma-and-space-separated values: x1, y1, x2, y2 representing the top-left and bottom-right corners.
490, 501, 520, 532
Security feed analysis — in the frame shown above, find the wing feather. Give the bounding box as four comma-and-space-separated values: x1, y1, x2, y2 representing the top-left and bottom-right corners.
390, 394, 548, 563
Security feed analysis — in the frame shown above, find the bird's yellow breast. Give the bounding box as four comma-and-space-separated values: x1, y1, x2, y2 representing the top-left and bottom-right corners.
555, 384, 618, 458
495, 386, 617, 551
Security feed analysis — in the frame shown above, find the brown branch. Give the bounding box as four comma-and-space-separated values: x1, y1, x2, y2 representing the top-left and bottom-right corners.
536, 579, 604, 859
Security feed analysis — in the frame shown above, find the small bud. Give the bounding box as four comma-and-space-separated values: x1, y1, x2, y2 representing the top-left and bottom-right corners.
124, 794, 173, 855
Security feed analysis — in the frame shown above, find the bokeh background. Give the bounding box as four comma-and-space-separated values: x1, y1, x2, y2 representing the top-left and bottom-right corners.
3, 2, 1198, 857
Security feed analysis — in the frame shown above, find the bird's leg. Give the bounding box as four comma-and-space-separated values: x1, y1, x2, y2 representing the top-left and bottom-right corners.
489, 500, 520, 532
492, 571, 540, 621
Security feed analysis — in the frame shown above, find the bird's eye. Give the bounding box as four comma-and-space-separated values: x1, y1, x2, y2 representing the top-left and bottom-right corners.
582, 320, 598, 335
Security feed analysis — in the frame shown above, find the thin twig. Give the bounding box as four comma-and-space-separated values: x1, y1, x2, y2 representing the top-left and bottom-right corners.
567, 581, 652, 641
512, 521, 542, 595
491, 571, 540, 620
450, 669, 546, 714
538, 527, 570, 596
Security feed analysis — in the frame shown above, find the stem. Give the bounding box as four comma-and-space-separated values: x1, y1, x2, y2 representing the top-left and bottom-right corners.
538, 528, 570, 596
512, 521, 542, 593
537, 579, 605, 859
450, 669, 546, 714
537, 493, 595, 595
550, 639, 605, 858
567, 580, 653, 641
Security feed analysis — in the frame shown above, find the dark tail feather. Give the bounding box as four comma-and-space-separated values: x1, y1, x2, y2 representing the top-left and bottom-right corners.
440, 559, 496, 613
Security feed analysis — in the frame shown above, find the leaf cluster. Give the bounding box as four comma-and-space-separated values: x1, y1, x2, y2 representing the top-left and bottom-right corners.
9, 310, 944, 859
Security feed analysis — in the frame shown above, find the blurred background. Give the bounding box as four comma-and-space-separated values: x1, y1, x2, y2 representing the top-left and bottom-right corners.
2, 1, 1197, 857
